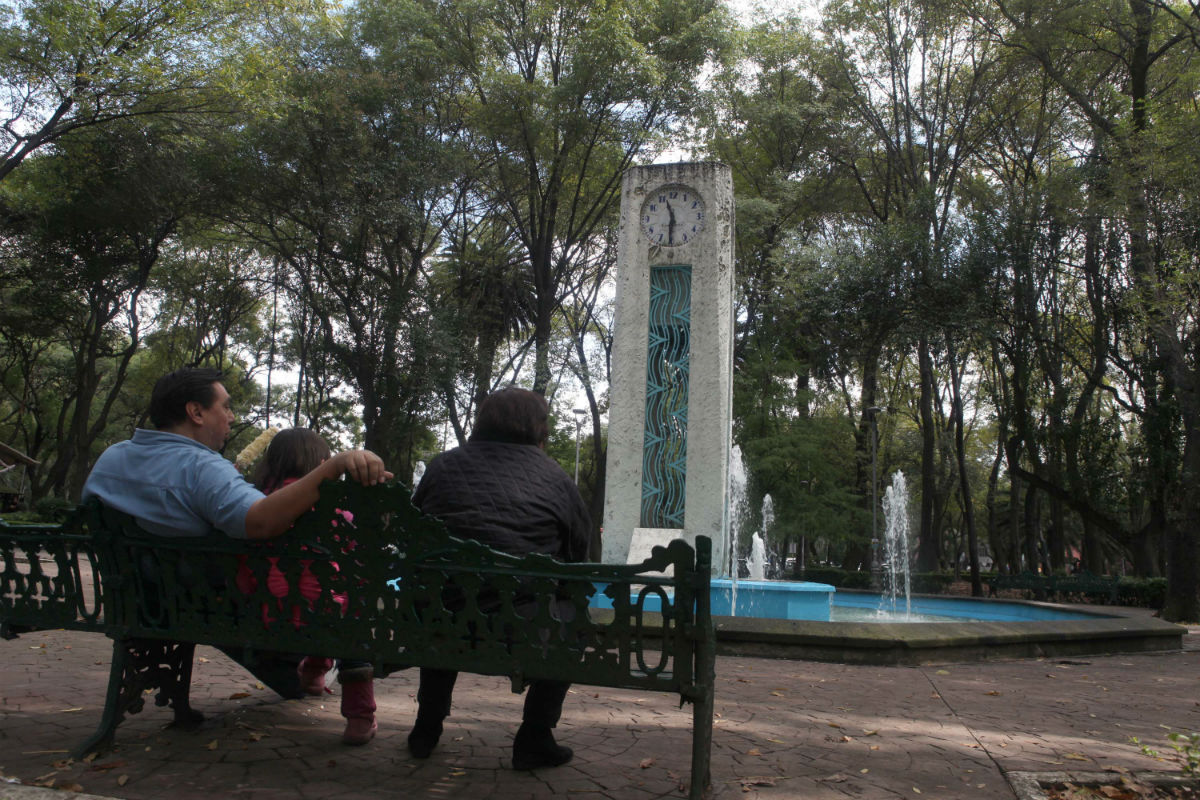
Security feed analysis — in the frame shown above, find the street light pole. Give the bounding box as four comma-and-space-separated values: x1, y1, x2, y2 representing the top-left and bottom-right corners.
572, 408, 588, 484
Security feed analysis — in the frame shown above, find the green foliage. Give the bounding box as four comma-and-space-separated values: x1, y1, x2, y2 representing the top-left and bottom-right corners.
0, 0, 296, 181
794, 567, 873, 590
1117, 577, 1169, 610
1135, 731, 1200, 778
909, 573, 956, 594
32, 495, 74, 523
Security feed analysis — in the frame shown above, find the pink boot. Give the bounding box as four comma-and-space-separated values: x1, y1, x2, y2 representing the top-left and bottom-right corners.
339, 667, 377, 746
297, 656, 334, 696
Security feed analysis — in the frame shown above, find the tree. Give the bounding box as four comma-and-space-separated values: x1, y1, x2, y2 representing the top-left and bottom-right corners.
0, 0, 283, 182
966, 0, 1200, 620
440, 0, 729, 394
0, 119, 239, 499
818, 0, 999, 571
227, 0, 469, 476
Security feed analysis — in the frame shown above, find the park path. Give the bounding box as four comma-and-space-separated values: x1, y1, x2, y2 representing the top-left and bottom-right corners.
2, 618, 1197, 799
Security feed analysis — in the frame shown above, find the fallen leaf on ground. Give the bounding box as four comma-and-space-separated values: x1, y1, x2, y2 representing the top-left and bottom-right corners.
770, 691, 785, 697
89, 760, 128, 772
58, 707, 83, 713
255, 682, 265, 690
58, 783, 84, 792
640, 758, 655, 769
82, 753, 98, 763
117, 775, 129, 786
986, 691, 1002, 696
205, 740, 218, 750
820, 773, 849, 783
229, 692, 251, 700
839, 736, 853, 743
1063, 753, 1091, 761
863, 730, 878, 736
740, 777, 777, 788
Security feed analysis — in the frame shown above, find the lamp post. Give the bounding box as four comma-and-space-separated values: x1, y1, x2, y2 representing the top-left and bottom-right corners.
572, 408, 588, 484
866, 406, 886, 578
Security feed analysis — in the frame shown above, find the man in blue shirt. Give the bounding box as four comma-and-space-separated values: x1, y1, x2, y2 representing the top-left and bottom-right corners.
81, 367, 393, 702
83, 367, 391, 538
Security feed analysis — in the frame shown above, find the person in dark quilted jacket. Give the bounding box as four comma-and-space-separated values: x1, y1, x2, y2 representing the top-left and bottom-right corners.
408, 387, 591, 770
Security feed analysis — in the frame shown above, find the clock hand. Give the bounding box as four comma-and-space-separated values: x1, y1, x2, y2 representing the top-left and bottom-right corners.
666, 200, 677, 245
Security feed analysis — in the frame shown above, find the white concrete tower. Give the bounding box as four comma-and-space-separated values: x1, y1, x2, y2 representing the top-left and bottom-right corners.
602, 162, 735, 575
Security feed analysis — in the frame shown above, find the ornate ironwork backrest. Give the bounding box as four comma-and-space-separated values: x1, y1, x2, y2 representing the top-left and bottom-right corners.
0, 510, 104, 636
88, 481, 711, 693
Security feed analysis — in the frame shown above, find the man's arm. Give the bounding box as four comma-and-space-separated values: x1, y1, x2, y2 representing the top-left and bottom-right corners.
243, 450, 392, 540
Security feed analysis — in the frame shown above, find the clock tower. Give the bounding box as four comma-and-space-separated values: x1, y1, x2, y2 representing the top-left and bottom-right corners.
602, 162, 734, 576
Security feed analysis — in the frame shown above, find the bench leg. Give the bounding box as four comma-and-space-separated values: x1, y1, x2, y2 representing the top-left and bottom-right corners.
690, 685, 714, 800
73, 638, 204, 759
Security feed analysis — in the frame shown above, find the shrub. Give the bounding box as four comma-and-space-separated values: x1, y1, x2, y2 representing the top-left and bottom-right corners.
794, 567, 872, 589
910, 572, 955, 594
32, 496, 76, 523
1117, 577, 1168, 609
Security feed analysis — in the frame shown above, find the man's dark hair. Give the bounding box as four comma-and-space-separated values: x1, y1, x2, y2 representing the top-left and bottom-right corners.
149, 368, 225, 429
469, 387, 549, 446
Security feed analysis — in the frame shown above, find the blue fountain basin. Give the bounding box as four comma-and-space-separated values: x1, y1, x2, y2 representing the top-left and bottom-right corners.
833, 591, 1099, 622
589, 581, 1106, 624
590, 579, 837, 622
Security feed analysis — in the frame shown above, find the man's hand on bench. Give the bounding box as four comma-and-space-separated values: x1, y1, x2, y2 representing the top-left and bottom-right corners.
329, 450, 393, 487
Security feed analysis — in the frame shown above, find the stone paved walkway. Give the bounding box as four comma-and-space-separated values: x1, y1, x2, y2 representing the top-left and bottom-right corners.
2, 618, 1196, 800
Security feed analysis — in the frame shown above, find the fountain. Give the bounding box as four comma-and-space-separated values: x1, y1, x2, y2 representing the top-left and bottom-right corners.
877, 471, 912, 618
747, 533, 768, 581
591, 161, 1183, 664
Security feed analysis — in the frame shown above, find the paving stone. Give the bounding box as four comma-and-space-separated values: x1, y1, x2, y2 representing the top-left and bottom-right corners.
1, 624, 1197, 799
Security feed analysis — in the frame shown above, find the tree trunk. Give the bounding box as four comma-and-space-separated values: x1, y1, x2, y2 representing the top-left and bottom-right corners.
917, 335, 939, 571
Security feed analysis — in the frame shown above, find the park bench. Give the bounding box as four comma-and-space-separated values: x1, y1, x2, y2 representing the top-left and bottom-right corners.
986, 571, 1119, 604
0, 481, 716, 799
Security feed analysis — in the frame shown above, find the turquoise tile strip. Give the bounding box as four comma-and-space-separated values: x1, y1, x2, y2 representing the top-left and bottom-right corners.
641, 265, 691, 528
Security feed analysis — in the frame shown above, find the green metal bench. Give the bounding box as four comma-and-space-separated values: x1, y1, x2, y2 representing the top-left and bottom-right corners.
1, 481, 715, 799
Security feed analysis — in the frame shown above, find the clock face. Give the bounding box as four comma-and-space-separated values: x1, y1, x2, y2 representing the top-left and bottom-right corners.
641, 185, 705, 247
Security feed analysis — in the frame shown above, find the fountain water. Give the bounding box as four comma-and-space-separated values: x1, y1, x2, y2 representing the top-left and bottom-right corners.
726, 445, 749, 613
878, 471, 912, 618
747, 533, 768, 581
748, 494, 774, 580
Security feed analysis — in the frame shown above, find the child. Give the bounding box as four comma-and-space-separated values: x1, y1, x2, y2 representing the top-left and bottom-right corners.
250, 428, 377, 746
